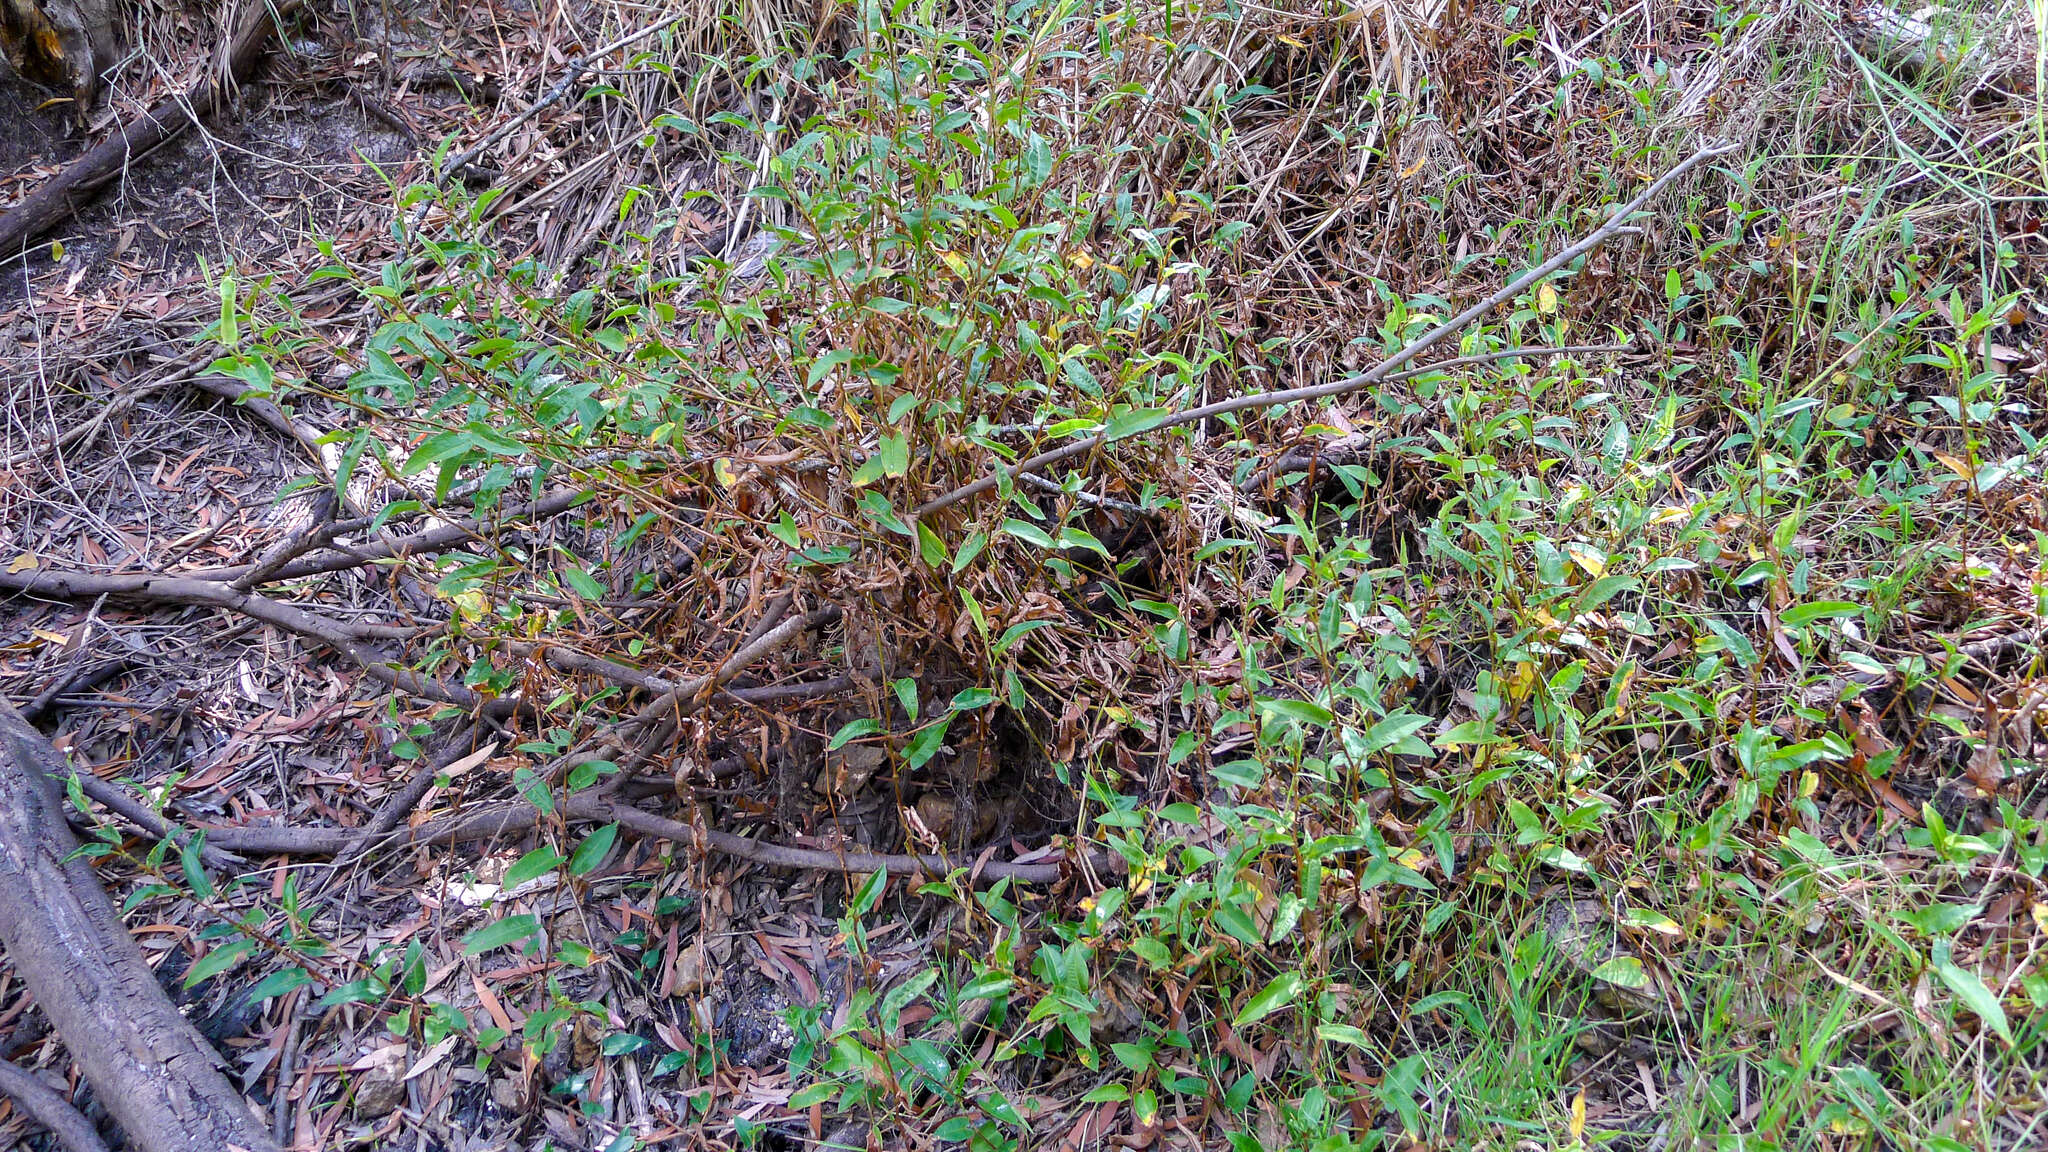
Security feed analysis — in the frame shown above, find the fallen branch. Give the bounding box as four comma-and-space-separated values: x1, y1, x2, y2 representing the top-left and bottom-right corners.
0, 704, 282, 1152
0, 1, 301, 257
0, 1059, 110, 1152
914, 144, 1736, 518
372, 793, 1102, 884
182, 487, 593, 585
0, 569, 474, 707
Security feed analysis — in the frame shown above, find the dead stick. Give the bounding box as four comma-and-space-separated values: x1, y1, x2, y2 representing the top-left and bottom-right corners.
183, 488, 593, 585
915, 143, 1736, 518
0, 1, 302, 256
0, 1060, 111, 1152
0, 705, 282, 1152
0, 570, 475, 708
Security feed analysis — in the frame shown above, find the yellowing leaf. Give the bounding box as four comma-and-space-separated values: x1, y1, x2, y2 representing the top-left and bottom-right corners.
30, 628, 70, 646
1395, 847, 1429, 872
938, 250, 971, 278
1536, 282, 1559, 315
1566, 542, 1606, 577
712, 458, 740, 488
1066, 250, 1095, 270
1506, 661, 1537, 703
7, 553, 38, 574
49, 240, 64, 262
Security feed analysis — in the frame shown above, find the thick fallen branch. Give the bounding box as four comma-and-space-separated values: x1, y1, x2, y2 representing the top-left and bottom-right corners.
0, 1, 300, 257
915, 144, 1736, 518
0, 705, 281, 1152
0, 569, 474, 707
169, 787, 1105, 885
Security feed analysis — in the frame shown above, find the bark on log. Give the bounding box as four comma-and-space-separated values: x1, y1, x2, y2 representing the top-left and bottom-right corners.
0, 0, 295, 257
0, 0, 120, 112
0, 703, 282, 1152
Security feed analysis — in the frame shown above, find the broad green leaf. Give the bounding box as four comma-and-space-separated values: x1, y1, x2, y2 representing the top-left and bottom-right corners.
569, 824, 619, 876
850, 867, 888, 916
503, 847, 566, 889
1001, 518, 1058, 549
876, 432, 910, 478
1577, 573, 1637, 610
462, 914, 541, 956
916, 522, 948, 568
243, 966, 313, 1004
828, 718, 881, 750
903, 715, 953, 769
1780, 600, 1863, 627
1104, 408, 1169, 440
184, 939, 256, 988
561, 566, 606, 600
1932, 940, 2013, 1044
601, 1033, 649, 1056
1589, 955, 1648, 988
1232, 972, 1304, 1027
1255, 698, 1333, 729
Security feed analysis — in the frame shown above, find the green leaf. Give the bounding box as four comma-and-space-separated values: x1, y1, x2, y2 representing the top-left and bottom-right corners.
503, 847, 566, 889
916, 522, 948, 568
1780, 600, 1863, 627
601, 1032, 649, 1056
462, 914, 541, 956
992, 618, 1055, 658
569, 824, 619, 876
1589, 955, 1648, 988
1577, 573, 1637, 610
806, 348, 856, 386
1232, 972, 1305, 1027
957, 972, 1013, 1001
184, 939, 256, 988
828, 718, 881, 750
876, 432, 911, 478
1104, 408, 1169, 440
1316, 1023, 1371, 1047
850, 867, 889, 917
1001, 518, 1058, 550
561, 565, 606, 601
904, 715, 953, 770
243, 966, 313, 1004
1255, 698, 1333, 729
949, 688, 997, 711
1505, 798, 1545, 844
1110, 1043, 1153, 1072
1358, 712, 1433, 757
180, 834, 215, 901
1536, 843, 1591, 874
1932, 940, 2013, 1045
1434, 718, 1506, 748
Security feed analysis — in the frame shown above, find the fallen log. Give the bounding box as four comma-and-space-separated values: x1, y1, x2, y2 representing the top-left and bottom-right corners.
0, 0, 297, 257
0, 703, 281, 1152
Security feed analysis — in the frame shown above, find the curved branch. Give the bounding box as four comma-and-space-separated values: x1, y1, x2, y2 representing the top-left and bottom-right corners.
0, 1060, 111, 1152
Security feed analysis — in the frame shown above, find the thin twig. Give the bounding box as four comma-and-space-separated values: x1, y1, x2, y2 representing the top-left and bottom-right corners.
914, 143, 1735, 518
